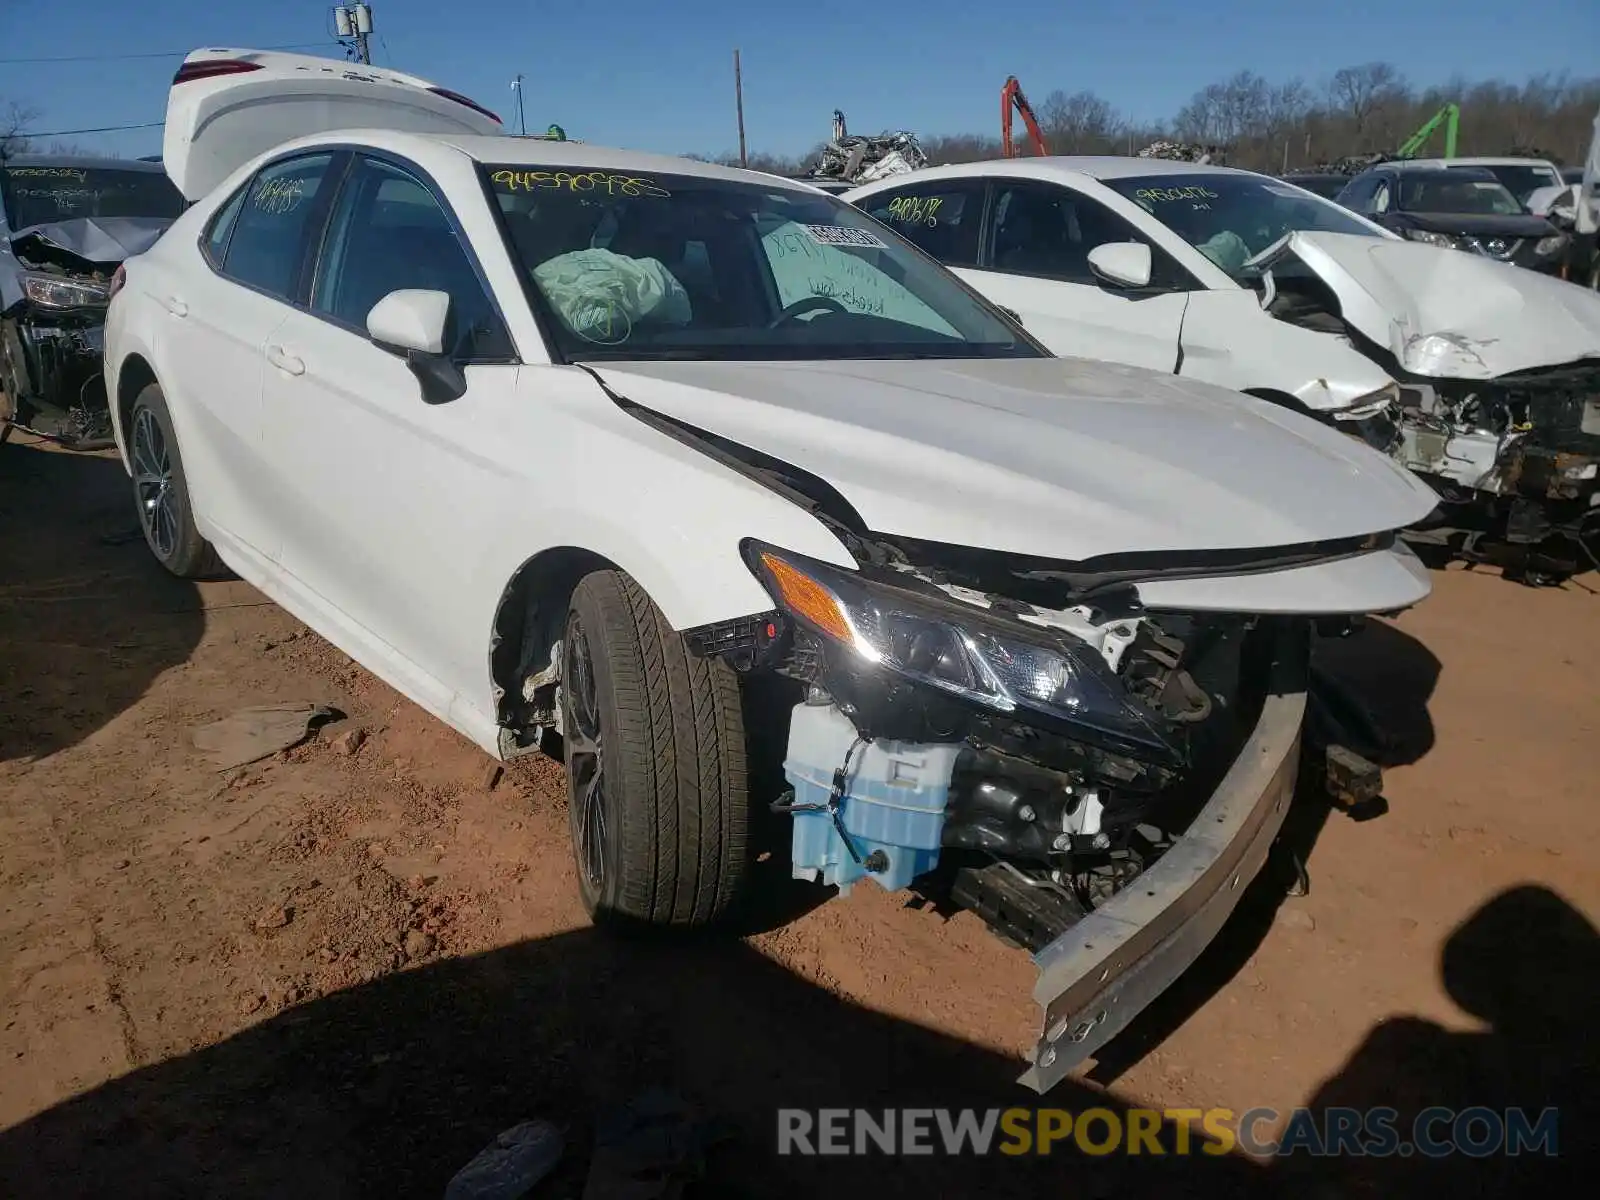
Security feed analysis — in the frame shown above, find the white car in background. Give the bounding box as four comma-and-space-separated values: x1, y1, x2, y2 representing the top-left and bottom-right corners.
847, 159, 1600, 582
106, 49, 1437, 1093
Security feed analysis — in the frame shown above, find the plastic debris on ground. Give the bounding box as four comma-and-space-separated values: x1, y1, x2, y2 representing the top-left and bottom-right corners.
443, 1119, 565, 1200
189, 701, 339, 770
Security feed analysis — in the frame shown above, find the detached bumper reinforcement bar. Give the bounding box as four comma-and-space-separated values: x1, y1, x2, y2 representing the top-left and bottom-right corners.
1019, 644, 1307, 1093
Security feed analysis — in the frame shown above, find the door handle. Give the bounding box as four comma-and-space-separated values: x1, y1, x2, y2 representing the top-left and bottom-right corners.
162, 295, 188, 318
266, 344, 305, 376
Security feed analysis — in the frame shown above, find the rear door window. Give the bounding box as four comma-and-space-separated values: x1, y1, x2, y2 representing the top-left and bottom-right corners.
856, 182, 985, 267
218, 153, 336, 301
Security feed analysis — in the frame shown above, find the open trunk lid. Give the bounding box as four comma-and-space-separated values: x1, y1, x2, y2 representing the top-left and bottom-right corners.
162, 48, 504, 201
1253, 230, 1600, 379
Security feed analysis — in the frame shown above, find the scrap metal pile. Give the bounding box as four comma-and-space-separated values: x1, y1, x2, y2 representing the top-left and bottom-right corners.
1298, 152, 1388, 175
1137, 140, 1227, 165
805, 110, 928, 186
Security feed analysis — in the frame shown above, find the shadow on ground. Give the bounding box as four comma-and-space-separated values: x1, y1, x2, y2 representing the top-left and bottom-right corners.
1, 884, 1589, 1197
1088, 618, 1441, 1087
0, 440, 204, 764
1281, 884, 1596, 1196
0, 925, 1282, 1199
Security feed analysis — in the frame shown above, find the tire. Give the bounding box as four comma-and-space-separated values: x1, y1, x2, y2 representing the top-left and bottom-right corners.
1, 320, 28, 434
561, 569, 750, 929
127, 382, 223, 578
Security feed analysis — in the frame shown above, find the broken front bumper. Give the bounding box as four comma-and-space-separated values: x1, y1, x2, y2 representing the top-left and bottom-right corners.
1019, 633, 1306, 1094
3, 307, 108, 415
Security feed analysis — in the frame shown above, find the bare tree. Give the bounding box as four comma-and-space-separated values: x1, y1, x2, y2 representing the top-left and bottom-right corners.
1038, 90, 1123, 153
2, 101, 39, 161
1328, 62, 1404, 137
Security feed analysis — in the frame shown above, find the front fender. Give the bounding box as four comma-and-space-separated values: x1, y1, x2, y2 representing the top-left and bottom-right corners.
1179, 288, 1394, 412
455, 369, 863, 730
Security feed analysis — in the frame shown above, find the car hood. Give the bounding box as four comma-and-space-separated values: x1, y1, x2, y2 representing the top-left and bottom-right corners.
590, 357, 1437, 564
1393, 211, 1556, 238
9, 216, 173, 267
1255, 230, 1600, 379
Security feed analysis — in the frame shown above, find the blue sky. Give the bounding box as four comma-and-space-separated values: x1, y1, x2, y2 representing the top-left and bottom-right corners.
3, 0, 1597, 160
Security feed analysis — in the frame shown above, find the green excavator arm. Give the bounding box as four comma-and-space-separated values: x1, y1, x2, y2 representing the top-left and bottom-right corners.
1395, 103, 1460, 159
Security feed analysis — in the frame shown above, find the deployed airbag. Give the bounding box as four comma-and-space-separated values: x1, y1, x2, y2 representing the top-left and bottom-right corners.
532, 249, 691, 344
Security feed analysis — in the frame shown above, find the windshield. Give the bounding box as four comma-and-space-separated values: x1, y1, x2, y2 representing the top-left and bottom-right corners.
1396, 174, 1523, 215
1, 166, 185, 228
1478, 164, 1561, 205
483, 165, 1038, 362
1103, 173, 1381, 277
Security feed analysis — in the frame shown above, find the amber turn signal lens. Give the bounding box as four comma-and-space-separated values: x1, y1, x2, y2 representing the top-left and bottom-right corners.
759, 553, 852, 643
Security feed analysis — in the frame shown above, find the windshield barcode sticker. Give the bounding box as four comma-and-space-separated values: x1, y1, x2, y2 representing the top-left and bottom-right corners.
800, 224, 887, 249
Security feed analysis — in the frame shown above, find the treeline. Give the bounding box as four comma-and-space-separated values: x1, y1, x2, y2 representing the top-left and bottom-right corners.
708, 63, 1600, 176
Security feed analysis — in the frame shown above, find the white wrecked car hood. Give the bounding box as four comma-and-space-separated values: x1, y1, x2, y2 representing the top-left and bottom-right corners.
592, 356, 1437, 564
1258, 231, 1600, 380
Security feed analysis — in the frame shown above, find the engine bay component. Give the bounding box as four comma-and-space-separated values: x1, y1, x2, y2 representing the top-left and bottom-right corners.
779, 696, 959, 893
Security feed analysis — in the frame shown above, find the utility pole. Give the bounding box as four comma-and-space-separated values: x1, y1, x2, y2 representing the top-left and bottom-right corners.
733, 48, 747, 168
334, 3, 374, 65
512, 74, 527, 135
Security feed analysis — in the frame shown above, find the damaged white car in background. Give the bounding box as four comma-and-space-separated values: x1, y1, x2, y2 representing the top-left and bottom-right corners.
848, 159, 1600, 583
107, 49, 1437, 1094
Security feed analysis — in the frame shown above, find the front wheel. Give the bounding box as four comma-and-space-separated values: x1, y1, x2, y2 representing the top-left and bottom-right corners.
561, 569, 750, 928
127, 383, 222, 578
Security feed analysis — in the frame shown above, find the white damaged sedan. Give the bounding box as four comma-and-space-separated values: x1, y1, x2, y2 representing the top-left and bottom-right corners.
848, 159, 1600, 582
106, 50, 1436, 1092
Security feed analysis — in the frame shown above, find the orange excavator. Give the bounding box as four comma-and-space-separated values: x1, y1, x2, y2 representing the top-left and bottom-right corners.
1001, 75, 1049, 158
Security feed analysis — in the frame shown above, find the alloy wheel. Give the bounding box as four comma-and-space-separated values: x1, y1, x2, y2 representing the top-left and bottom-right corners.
131, 406, 178, 561
563, 618, 608, 890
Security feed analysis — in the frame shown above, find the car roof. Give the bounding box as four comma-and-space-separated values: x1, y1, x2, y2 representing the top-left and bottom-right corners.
1388, 164, 1499, 181
850, 155, 1263, 189
1395, 157, 1558, 170
258, 129, 829, 197
1, 154, 168, 173
436, 134, 823, 192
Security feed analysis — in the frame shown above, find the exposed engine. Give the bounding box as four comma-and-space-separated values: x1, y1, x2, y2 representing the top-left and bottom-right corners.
1259, 264, 1600, 582
2, 233, 119, 445
688, 536, 1281, 954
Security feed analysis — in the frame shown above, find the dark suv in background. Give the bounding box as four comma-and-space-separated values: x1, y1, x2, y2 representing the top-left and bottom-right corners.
1335, 163, 1569, 276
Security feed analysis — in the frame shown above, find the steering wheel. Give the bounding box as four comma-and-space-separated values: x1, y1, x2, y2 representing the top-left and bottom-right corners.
768, 295, 849, 328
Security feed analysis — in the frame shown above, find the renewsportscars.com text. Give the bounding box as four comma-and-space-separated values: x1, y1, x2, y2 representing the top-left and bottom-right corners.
776, 1106, 1559, 1159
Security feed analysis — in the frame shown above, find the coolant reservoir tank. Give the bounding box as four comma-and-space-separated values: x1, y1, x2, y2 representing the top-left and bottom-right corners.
782, 700, 959, 894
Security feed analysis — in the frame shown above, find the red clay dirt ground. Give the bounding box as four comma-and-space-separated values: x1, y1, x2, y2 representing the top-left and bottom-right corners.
0, 435, 1595, 1198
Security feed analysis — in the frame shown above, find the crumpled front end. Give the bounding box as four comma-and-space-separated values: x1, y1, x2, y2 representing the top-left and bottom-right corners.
1254, 231, 1600, 579
687, 532, 1378, 1092
1390, 362, 1600, 579
2, 218, 168, 445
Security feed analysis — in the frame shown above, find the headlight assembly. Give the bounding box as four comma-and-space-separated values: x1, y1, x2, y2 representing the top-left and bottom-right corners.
1534, 234, 1568, 256
1404, 229, 1457, 249
21, 271, 111, 309
743, 542, 1179, 763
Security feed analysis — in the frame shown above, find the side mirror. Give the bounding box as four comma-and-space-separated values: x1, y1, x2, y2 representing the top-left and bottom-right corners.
1087, 242, 1153, 290
366, 288, 466, 404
